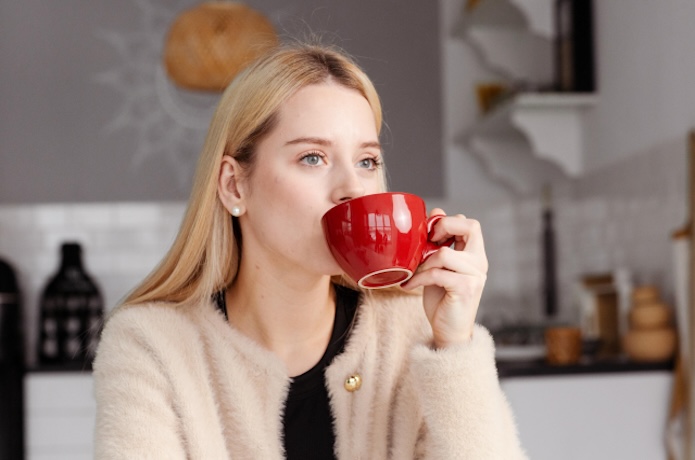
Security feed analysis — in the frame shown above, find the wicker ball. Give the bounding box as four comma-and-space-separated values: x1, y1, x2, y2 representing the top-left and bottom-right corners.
164, 2, 278, 92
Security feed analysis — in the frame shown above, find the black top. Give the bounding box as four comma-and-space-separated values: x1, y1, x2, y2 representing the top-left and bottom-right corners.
215, 284, 359, 459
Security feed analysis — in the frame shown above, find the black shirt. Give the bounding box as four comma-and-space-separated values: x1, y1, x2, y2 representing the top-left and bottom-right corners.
215, 284, 359, 459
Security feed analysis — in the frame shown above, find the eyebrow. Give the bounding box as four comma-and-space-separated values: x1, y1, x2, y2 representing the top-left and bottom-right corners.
285, 137, 381, 150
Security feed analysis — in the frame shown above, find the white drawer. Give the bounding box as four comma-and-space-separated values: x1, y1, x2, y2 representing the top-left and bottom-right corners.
26, 412, 95, 449
501, 371, 673, 460
27, 448, 93, 460
25, 372, 95, 413
25, 372, 96, 459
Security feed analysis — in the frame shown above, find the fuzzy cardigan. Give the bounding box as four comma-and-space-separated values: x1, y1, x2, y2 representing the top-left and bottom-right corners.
93, 290, 527, 459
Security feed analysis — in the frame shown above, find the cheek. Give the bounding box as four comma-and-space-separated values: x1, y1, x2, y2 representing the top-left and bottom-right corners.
254, 173, 287, 201
272, 178, 302, 205
370, 179, 384, 194
255, 176, 310, 222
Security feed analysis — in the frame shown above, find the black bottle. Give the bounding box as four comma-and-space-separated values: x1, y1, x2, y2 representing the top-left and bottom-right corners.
38, 242, 103, 368
542, 186, 558, 317
0, 256, 25, 459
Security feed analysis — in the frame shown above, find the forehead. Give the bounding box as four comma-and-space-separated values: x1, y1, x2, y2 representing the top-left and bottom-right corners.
273, 82, 377, 134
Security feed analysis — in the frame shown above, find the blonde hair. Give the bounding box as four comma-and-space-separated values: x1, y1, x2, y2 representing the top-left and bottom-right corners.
123, 43, 385, 307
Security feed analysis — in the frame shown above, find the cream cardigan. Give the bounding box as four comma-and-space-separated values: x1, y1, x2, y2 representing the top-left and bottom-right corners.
93, 290, 527, 459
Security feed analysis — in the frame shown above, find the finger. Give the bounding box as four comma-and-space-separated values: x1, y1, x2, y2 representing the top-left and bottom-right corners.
428, 213, 464, 242
402, 266, 460, 291
418, 246, 488, 276
429, 207, 446, 219
430, 216, 485, 254
402, 265, 486, 292
427, 209, 454, 246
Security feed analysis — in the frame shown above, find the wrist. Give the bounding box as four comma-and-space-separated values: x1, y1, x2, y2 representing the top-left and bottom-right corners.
433, 329, 473, 350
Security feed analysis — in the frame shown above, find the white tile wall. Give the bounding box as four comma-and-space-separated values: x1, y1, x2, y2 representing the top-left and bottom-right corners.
508, 141, 687, 326
0, 201, 185, 367
443, 138, 687, 330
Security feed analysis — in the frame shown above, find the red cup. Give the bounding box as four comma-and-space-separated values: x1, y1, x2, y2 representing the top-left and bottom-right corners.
321, 192, 453, 289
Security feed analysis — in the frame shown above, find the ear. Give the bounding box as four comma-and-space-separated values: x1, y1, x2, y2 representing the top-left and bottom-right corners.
218, 155, 246, 215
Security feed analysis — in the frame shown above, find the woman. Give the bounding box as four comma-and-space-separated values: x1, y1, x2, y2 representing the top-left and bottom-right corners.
93, 43, 527, 459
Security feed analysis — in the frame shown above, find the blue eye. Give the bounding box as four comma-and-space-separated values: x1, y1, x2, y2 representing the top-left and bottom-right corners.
300, 153, 324, 166
357, 157, 382, 170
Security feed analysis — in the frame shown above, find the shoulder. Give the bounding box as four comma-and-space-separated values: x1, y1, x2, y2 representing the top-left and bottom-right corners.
101, 301, 198, 339
95, 300, 218, 368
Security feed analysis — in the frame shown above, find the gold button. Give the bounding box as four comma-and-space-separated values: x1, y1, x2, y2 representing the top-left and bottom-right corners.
344, 374, 362, 392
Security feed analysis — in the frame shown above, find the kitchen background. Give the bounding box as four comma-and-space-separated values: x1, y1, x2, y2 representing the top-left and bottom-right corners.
1, 0, 690, 366
0, 0, 693, 458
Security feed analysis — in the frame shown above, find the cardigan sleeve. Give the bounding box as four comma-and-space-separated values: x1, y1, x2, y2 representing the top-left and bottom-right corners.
408, 324, 527, 460
92, 308, 188, 460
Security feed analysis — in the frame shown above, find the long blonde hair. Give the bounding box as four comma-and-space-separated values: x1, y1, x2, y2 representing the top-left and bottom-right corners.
123, 43, 385, 307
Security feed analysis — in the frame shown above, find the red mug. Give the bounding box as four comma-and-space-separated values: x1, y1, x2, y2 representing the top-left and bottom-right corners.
322, 192, 453, 289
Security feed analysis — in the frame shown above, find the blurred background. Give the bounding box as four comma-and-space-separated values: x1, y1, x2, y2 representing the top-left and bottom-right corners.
1, 0, 693, 459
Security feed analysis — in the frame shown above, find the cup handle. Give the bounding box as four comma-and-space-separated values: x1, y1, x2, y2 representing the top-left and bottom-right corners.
422, 215, 456, 260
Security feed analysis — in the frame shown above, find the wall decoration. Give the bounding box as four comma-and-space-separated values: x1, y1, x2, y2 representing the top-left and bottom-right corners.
164, 2, 278, 91
93, 0, 284, 191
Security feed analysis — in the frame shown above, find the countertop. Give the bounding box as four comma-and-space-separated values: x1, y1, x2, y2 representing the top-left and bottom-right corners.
496, 356, 674, 378
27, 357, 675, 379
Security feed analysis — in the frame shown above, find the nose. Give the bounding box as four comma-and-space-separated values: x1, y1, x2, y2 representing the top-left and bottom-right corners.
330, 166, 366, 204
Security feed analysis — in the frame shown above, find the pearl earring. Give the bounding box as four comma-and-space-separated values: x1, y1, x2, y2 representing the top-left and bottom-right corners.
231, 205, 242, 217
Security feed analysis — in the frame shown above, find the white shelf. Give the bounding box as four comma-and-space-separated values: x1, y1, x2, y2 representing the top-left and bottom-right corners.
456, 0, 555, 94
453, 1, 598, 193
462, 93, 597, 193
461, 0, 554, 39
467, 133, 565, 194
509, 93, 597, 176
508, 0, 554, 38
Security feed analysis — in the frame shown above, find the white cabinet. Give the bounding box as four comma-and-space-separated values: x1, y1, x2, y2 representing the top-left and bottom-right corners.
25, 372, 96, 460
464, 92, 597, 193
502, 371, 674, 460
24, 369, 674, 459
456, 0, 555, 83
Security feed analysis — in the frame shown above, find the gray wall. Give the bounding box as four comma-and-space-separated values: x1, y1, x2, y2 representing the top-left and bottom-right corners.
0, 0, 443, 203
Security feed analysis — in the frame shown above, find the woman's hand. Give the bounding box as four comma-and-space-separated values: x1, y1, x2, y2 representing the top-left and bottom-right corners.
401, 208, 488, 349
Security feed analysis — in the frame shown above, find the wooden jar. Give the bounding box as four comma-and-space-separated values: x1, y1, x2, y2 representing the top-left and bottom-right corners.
622, 286, 677, 362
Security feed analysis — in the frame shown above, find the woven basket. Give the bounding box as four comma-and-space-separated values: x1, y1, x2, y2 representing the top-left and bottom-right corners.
164, 2, 278, 92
